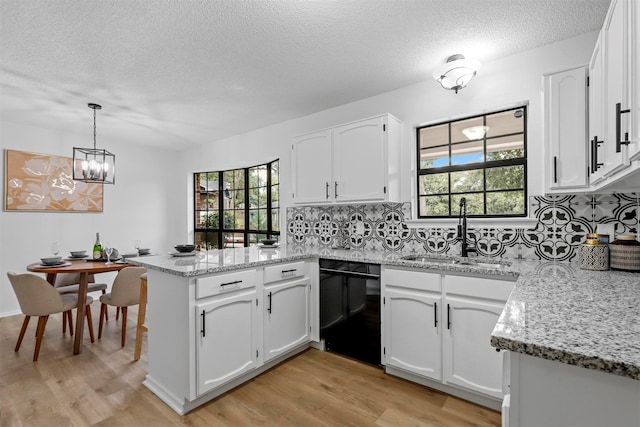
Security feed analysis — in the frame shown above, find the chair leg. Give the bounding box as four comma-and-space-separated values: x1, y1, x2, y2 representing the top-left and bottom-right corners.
116, 307, 120, 321
62, 310, 73, 336
15, 316, 30, 352
134, 279, 148, 361
102, 289, 108, 321
98, 303, 107, 339
120, 307, 127, 348
62, 311, 67, 334
85, 305, 95, 343
33, 315, 49, 361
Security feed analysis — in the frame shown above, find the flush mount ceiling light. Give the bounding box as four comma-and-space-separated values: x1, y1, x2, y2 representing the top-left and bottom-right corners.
73, 103, 115, 184
462, 125, 490, 140
433, 54, 481, 94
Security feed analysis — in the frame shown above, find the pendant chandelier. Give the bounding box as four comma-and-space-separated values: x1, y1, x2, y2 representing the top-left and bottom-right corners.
73, 103, 115, 184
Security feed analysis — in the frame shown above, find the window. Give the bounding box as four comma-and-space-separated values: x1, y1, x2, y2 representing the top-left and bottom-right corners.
416, 106, 527, 218
194, 160, 279, 249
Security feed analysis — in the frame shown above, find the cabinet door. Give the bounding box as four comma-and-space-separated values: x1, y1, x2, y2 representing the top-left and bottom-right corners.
332, 116, 387, 202
589, 33, 607, 184
443, 295, 505, 399
628, 0, 640, 161
263, 278, 311, 362
384, 287, 442, 381
545, 66, 588, 189
603, 0, 630, 176
196, 289, 258, 395
292, 129, 332, 204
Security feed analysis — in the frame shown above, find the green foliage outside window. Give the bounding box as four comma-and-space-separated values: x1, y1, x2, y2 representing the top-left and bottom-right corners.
417, 107, 527, 217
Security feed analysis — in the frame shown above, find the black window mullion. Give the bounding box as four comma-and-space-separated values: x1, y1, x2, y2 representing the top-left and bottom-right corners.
266, 161, 272, 238
217, 171, 224, 249
416, 106, 527, 219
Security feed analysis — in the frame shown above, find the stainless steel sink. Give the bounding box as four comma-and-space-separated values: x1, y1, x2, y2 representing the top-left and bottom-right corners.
400, 254, 455, 263
400, 254, 511, 268
454, 260, 511, 268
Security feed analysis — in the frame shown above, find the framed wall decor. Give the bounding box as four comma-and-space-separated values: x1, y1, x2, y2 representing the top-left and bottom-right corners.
4, 149, 103, 212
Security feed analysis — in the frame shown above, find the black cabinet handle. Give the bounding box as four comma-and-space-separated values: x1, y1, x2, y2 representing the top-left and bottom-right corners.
281, 269, 297, 274
201, 310, 206, 337
591, 136, 604, 173
267, 292, 272, 313
616, 102, 631, 153
434, 302, 438, 328
553, 156, 558, 183
334, 181, 338, 199
447, 304, 451, 329
325, 182, 329, 199
221, 280, 242, 287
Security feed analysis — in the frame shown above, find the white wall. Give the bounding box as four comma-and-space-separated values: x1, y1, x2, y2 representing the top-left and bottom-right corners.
0, 121, 179, 316
177, 31, 599, 235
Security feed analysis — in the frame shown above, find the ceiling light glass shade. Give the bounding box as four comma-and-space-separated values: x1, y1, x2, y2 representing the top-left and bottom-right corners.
72, 147, 115, 184
433, 54, 481, 94
72, 103, 115, 184
462, 125, 490, 140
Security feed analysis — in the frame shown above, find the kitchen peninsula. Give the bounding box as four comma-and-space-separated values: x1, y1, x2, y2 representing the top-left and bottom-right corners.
132, 246, 640, 424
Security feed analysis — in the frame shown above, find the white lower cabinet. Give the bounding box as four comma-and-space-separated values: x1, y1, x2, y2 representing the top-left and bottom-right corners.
384, 287, 442, 380
263, 277, 311, 362
443, 295, 507, 398
143, 261, 317, 415
196, 287, 260, 395
382, 266, 515, 404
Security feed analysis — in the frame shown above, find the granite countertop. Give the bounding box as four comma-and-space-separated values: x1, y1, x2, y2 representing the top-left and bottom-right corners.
491, 263, 640, 381
128, 244, 522, 278
130, 244, 640, 381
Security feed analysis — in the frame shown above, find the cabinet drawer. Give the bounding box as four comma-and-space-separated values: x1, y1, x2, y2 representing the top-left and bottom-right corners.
382, 267, 441, 293
444, 275, 515, 301
196, 269, 257, 299
264, 261, 307, 284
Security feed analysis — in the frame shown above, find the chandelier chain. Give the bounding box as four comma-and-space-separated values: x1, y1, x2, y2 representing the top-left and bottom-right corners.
93, 107, 97, 150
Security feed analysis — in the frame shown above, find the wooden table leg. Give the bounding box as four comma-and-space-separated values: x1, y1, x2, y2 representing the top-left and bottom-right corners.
73, 272, 89, 354
46, 273, 56, 285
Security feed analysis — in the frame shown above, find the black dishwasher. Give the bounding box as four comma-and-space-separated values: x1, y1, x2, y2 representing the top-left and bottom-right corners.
319, 258, 381, 366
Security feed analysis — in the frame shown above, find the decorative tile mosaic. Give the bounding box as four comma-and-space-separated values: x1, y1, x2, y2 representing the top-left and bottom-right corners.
286, 193, 639, 261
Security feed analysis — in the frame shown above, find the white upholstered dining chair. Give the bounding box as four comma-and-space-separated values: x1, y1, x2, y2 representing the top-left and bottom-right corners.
98, 266, 147, 348
7, 272, 95, 361
54, 272, 109, 333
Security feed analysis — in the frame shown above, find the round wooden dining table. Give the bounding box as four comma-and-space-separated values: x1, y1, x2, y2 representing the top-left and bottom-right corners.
27, 259, 135, 354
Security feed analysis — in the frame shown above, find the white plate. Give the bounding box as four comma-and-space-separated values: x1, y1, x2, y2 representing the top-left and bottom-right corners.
38, 261, 71, 267
257, 242, 280, 248
169, 251, 197, 257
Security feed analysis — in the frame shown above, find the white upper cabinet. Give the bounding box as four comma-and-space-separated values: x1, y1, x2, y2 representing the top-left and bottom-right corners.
629, 0, 640, 161
291, 129, 333, 204
544, 66, 589, 191
602, 0, 630, 177
589, 32, 607, 184
292, 114, 402, 204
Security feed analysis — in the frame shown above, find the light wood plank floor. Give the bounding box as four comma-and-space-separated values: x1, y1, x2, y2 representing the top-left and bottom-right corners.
0, 301, 500, 426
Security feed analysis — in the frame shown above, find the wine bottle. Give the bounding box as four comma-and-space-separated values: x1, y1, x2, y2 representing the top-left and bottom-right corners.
93, 232, 102, 260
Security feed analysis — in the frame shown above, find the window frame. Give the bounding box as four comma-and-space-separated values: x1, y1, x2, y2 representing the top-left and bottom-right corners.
415, 106, 528, 219
194, 159, 280, 249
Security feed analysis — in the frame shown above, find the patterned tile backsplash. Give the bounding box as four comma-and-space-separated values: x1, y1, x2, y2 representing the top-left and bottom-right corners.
286, 193, 639, 261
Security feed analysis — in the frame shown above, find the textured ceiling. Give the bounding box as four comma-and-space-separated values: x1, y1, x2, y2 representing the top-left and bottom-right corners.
0, 0, 610, 150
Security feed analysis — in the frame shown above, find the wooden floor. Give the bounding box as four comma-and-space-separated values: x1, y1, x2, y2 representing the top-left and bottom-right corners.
0, 301, 501, 426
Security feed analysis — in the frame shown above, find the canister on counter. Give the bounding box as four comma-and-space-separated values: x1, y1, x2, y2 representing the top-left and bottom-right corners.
609, 234, 640, 272
587, 233, 609, 244
580, 235, 609, 271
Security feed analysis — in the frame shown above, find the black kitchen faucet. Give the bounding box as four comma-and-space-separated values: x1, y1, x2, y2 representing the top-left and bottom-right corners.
457, 197, 477, 257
